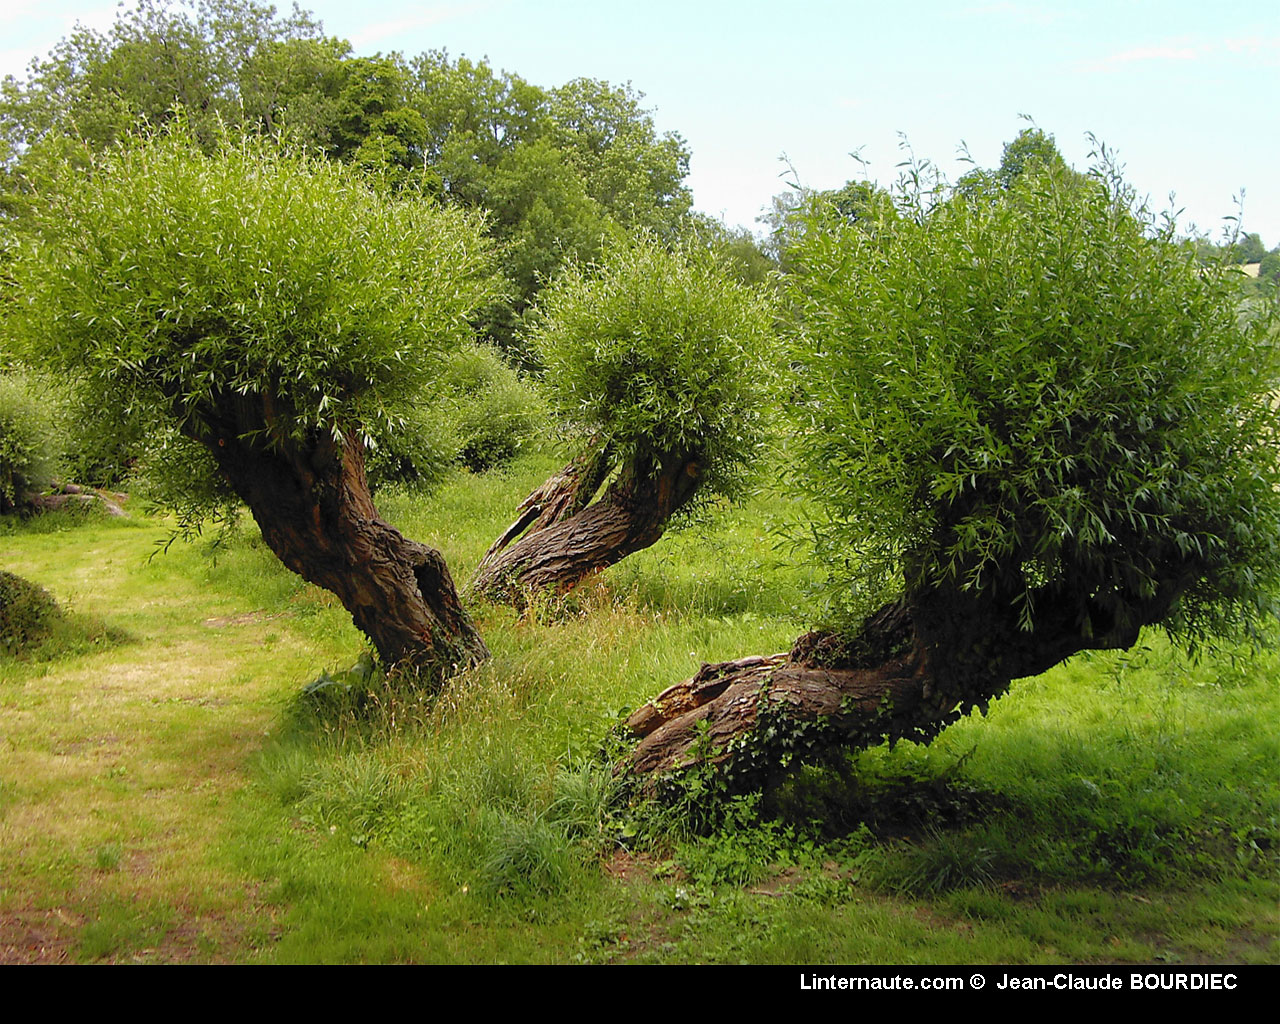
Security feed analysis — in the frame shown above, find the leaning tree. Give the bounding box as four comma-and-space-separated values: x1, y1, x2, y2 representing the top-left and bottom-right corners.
624, 159, 1280, 783
5, 124, 496, 680
470, 236, 778, 603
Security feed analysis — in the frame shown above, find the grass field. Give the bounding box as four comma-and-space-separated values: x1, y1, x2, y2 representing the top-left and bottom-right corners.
1, 454, 1276, 963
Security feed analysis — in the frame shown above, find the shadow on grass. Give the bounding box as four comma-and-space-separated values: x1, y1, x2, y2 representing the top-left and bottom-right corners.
1, 609, 135, 665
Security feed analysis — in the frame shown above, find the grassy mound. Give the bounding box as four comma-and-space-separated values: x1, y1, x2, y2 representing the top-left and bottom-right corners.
0, 569, 62, 655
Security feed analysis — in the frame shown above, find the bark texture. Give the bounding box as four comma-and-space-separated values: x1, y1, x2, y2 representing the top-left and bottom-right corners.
471, 449, 702, 603
623, 582, 1172, 785
186, 391, 487, 678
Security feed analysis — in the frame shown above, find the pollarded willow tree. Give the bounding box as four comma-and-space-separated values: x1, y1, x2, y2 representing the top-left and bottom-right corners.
6, 124, 497, 679
625, 159, 1280, 781
470, 236, 778, 602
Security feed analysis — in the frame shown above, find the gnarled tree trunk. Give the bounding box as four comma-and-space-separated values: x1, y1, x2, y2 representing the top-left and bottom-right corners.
470, 448, 702, 604
187, 392, 488, 680
623, 581, 1175, 786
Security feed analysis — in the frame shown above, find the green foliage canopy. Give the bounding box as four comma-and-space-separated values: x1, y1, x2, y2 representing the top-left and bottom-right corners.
5, 122, 496, 462
1260, 250, 1280, 284
789, 161, 1280, 643
763, 179, 897, 274
0, 373, 59, 511
953, 126, 1077, 205
996, 127, 1069, 187
1231, 232, 1267, 266
2, 4, 696, 368
528, 236, 779, 504
545, 77, 691, 238
438, 344, 547, 472
0, 0, 329, 156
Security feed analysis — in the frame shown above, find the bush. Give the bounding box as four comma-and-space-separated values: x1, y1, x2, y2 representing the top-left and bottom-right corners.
440, 344, 547, 473
364, 405, 462, 491
0, 570, 61, 654
56, 383, 150, 488
0, 373, 60, 512
362, 344, 544, 485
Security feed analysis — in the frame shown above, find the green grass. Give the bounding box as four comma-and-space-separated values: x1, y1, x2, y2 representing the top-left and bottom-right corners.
1, 455, 1275, 963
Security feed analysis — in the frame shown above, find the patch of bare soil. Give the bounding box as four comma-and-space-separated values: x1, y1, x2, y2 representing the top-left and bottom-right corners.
603, 848, 671, 884
0, 906, 79, 964
202, 610, 286, 628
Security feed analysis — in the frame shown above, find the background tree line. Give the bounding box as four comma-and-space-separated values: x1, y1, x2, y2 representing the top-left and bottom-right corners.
0, 0, 766, 505
0, 0, 747, 363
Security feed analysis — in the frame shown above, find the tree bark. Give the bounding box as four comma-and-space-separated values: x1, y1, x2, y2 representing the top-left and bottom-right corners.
186, 392, 487, 680
622, 582, 1169, 786
470, 450, 702, 604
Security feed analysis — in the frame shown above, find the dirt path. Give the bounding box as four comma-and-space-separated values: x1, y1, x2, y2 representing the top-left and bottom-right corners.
0, 522, 325, 962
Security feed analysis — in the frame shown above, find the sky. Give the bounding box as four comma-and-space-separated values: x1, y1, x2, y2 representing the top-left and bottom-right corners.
3, 0, 1277, 245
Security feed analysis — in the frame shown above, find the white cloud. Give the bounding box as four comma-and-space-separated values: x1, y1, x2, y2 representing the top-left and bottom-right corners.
1223, 36, 1280, 60
1080, 34, 1280, 74
346, 3, 485, 50
1083, 44, 1198, 71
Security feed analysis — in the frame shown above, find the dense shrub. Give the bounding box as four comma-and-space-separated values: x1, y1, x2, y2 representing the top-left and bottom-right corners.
364, 404, 462, 490
528, 234, 778, 506
440, 344, 547, 473
362, 344, 545, 486
56, 383, 150, 488
0, 373, 59, 512
0, 570, 61, 654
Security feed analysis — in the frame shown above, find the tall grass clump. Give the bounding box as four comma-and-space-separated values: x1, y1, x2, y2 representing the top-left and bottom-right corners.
257, 668, 621, 918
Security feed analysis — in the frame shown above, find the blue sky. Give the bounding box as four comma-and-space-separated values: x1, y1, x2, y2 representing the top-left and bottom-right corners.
4, 0, 1277, 245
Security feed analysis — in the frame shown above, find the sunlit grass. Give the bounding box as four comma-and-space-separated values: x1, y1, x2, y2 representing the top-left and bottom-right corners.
1, 453, 1275, 963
